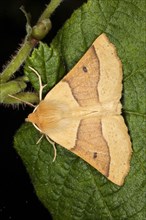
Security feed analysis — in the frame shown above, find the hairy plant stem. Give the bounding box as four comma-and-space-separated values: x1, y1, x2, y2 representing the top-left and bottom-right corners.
38, 0, 63, 22
0, 0, 63, 104
0, 39, 36, 84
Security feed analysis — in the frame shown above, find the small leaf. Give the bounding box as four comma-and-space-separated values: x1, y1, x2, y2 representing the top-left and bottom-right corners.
14, 0, 146, 219
24, 42, 65, 96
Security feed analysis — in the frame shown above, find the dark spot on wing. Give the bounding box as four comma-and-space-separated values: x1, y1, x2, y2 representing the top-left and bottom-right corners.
82, 66, 88, 73
93, 152, 97, 159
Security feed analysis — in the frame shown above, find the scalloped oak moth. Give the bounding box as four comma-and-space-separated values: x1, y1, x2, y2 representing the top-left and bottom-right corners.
27, 33, 132, 186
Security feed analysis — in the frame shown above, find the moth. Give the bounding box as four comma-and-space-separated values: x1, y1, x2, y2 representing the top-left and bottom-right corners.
27, 33, 132, 186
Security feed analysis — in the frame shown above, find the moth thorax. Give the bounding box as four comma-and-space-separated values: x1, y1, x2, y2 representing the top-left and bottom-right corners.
27, 100, 65, 133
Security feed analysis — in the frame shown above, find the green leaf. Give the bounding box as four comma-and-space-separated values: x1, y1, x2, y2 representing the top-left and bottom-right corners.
14, 0, 146, 219
24, 42, 65, 95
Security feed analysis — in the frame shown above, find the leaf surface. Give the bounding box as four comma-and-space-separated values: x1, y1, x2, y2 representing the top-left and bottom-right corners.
15, 0, 146, 219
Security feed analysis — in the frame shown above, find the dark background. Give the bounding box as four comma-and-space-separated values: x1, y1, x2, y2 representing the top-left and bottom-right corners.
0, 0, 86, 219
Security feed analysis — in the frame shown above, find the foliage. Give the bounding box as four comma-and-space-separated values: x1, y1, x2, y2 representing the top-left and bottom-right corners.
14, 0, 145, 219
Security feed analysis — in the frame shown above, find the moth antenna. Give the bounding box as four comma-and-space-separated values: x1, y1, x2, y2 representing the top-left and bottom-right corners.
8, 94, 36, 108
46, 135, 57, 162
28, 66, 47, 101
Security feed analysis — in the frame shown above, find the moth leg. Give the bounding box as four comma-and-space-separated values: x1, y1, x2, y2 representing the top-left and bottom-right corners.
35, 133, 57, 162
28, 66, 47, 101
46, 135, 57, 162
36, 134, 44, 144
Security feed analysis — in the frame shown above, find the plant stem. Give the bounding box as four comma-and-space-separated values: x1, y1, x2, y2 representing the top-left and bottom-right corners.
0, 0, 63, 84
0, 39, 36, 84
0, 80, 27, 101
3, 92, 39, 105
38, 0, 63, 22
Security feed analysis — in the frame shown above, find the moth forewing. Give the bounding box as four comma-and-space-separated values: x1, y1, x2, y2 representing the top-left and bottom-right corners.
27, 33, 132, 186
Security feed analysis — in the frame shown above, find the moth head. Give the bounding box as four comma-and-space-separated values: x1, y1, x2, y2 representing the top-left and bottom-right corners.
26, 100, 65, 134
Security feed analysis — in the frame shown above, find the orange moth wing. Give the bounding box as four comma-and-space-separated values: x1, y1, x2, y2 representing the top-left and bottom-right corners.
27, 33, 132, 186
